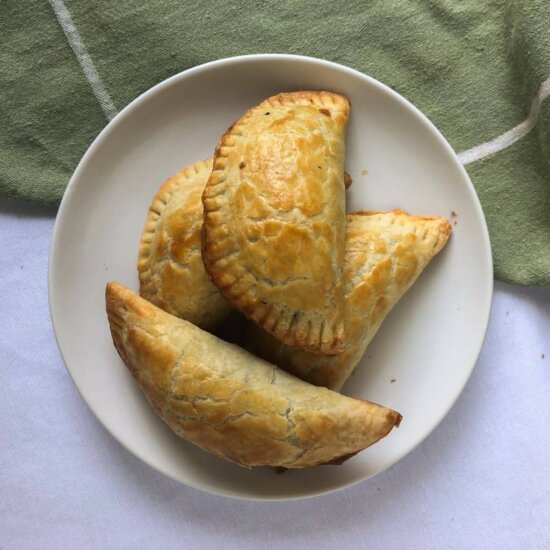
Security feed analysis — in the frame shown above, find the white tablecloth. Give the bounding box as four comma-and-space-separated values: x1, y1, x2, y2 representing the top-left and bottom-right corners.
1, 198, 549, 549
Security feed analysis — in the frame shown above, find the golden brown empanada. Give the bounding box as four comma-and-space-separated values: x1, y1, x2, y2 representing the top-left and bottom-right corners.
106, 282, 401, 469
138, 157, 352, 330
138, 158, 231, 330
202, 91, 350, 355
246, 210, 451, 391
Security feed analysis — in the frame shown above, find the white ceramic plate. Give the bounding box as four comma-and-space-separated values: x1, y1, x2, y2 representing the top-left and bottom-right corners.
49, 54, 492, 501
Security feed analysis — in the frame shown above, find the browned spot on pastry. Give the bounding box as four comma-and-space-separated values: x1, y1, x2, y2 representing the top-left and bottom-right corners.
322, 451, 359, 465
319, 108, 331, 117
239, 161, 247, 169
392, 412, 403, 427
344, 172, 352, 189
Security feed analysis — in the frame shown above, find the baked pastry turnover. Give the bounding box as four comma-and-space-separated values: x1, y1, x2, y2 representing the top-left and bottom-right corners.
138, 158, 231, 330
202, 91, 349, 355
106, 282, 402, 469
138, 158, 352, 330
246, 210, 451, 390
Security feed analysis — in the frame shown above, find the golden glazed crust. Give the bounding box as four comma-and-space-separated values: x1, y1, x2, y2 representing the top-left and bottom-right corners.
246, 210, 452, 391
138, 158, 231, 330
202, 91, 350, 355
138, 159, 351, 330
106, 282, 401, 469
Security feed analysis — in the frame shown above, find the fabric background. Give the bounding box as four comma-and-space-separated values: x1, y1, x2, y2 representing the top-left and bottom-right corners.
1, 3, 550, 544
0, 0, 549, 284
1, 198, 549, 548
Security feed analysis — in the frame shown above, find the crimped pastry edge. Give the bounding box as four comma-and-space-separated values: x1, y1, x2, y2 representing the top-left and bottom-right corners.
201, 91, 350, 356
349, 208, 452, 255
137, 158, 213, 296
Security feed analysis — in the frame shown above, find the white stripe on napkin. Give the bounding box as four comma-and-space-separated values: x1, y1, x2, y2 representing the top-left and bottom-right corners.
459, 76, 550, 165
42, 7, 550, 166
48, 0, 118, 121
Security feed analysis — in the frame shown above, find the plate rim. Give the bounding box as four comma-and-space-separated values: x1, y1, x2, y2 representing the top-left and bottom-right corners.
48, 53, 494, 501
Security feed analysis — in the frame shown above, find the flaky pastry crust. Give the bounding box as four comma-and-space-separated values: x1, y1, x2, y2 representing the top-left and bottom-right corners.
246, 210, 452, 391
202, 91, 350, 355
106, 282, 401, 469
138, 158, 351, 330
138, 158, 231, 330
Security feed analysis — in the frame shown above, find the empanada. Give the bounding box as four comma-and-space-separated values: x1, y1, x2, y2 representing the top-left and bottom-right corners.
246, 210, 451, 391
202, 91, 350, 355
138, 158, 231, 330
106, 282, 402, 469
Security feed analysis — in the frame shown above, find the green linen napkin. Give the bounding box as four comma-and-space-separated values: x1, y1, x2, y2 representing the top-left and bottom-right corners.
1, 0, 549, 285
